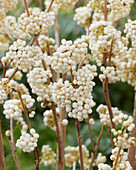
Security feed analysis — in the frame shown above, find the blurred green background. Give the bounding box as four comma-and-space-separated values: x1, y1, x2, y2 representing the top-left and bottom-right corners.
0, 0, 136, 169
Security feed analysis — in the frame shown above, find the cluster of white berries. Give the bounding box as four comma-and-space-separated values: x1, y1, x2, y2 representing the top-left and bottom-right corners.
41, 145, 56, 166
110, 147, 132, 170
68, 65, 97, 121
43, 108, 59, 131
27, 68, 52, 103
38, 35, 56, 53
74, 6, 92, 27
95, 153, 107, 166
112, 130, 135, 149
84, 152, 107, 169
0, 0, 18, 13
124, 19, 136, 47
3, 94, 35, 120
21, 94, 35, 109
99, 66, 122, 83
18, 8, 55, 35
55, 0, 78, 8
9, 80, 29, 99
0, 78, 11, 103
51, 40, 75, 73
71, 38, 88, 64
4, 16, 31, 40
111, 114, 135, 149
97, 105, 123, 126
52, 80, 74, 108
3, 99, 22, 120
98, 163, 111, 170
112, 114, 135, 132
87, 0, 134, 22
107, 0, 134, 22
65, 145, 89, 168
51, 39, 87, 73
2, 39, 43, 72
89, 21, 121, 66
89, 118, 95, 125
16, 128, 39, 152
120, 47, 136, 86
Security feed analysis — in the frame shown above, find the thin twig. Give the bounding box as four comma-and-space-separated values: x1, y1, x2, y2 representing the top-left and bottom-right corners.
108, 127, 114, 148
24, 0, 30, 16
9, 119, 22, 170
101, 0, 116, 130
46, 0, 54, 12
29, 35, 38, 46
108, 34, 114, 66
87, 114, 95, 152
104, 0, 108, 21
76, 119, 84, 170
9, 68, 18, 81
70, 67, 74, 84
0, 120, 5, 170
49, 65, 57, 82
89, 125, 105, 170
102, 79, 116, 129
112, 147, 121, 170
40, 0, 44, 11
51, 102, 62, 170
17, 86, 31, 129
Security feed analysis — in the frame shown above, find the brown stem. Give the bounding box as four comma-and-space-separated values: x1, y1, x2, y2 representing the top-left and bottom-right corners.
2, 63, 7, 79
46, 0, 54, 12
128, 85, 136, 169
49, 65, 57, 82
17, 87, 39, 169
29, 35, 38, 46
108, 34, 114, 66
101, 1, 116, 130
87, 114, 95, 152
40, 0, 44, 11
70, 67, 74, 84
24, 0, 30, 16
102, 78, 116, 129
112, 147, 121, 170
4, 34, 14, 44
89, 125, 105, 170
51, 102, 62, 170
0, 120, 5, 170
10, 119, 22, 170
78, 59, 85, 70
57, 107, 67, 170
108, 127, 114, 148
8, 68, 18, 81
62, 73, 67, 83
17, 86, 31, 129
104, 0, 108, 21
76, 119, 84, 170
